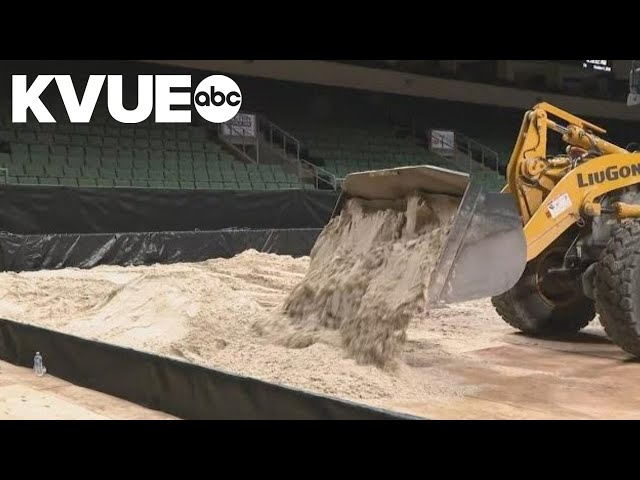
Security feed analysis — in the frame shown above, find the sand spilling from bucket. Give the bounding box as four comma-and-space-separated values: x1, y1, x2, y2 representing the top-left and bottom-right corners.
283, 193, 459, 367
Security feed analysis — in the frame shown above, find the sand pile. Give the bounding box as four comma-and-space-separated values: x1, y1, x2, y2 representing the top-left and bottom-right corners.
0, 250, 495, 406
284, 193, 459, 367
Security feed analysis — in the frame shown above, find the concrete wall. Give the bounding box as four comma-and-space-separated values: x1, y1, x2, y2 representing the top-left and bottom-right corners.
143, 60, 640, 122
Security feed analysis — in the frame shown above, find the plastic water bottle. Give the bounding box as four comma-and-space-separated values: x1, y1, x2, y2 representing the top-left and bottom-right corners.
33, 352, 46, 377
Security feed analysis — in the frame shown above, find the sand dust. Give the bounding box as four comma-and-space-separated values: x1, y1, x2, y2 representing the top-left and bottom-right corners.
283, 193, 459, 367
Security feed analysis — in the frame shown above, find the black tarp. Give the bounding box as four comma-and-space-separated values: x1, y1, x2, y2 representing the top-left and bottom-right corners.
0, 317, 416, 420
0, 186, 339, 234
0, 229, 322, 271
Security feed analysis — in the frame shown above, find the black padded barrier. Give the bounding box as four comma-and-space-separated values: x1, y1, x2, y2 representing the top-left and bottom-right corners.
0, 318, 419, 420
0, 229, 322, 271
0, 185, 339, 234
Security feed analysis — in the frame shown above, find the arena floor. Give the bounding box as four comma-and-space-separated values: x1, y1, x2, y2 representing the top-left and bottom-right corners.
0, 359, 175, 420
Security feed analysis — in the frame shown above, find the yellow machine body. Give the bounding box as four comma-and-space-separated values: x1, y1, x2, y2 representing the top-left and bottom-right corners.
503, 102, 640, 261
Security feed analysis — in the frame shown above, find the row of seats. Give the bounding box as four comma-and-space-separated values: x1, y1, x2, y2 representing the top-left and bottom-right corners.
3, 133, 224, 151
4, 176, 308, 190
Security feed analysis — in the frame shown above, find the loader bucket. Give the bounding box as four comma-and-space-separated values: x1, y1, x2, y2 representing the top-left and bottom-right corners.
336, 165, 527, 306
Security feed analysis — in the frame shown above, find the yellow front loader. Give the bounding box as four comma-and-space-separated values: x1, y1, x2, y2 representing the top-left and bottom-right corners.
336, 102, 640, 357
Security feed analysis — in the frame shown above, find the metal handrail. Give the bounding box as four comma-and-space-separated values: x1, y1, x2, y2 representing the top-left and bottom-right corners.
429, 129, 500, 176
257, 114, 338, 190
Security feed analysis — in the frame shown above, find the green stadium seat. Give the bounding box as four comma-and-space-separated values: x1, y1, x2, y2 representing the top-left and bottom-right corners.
78, 178, 97, 187
179, 181, 195, 189
191, 142, 206, 152
30, 144, 49, 156
114, 179, 132, 187
134, 127, 149, 138
177, 141, 191, 151
17, 176, 38, 184
236, 182, 251, 190
38, 177, 59, 186
117, 158, 133, 169
102, 137, 118, 147
102, 146, 117, 157
178, 152, 192, 162
17, 131, 37, 143
148, 129, 163, 139
119, 137, 133, 148
89, 126, 104, 136
101, 157, 117, 168
134, 138, 149, 148
164, 140, 177, 151
37, 132, 53, 144
120, 127, 134, 138
85, 146, 101, 158
148, 170, 164, 180
235, 171, 249, 182
133, 148, 149, 159
210, 182, 224, 190
193, 170, 208, 182
60, 178, 78, 187
162, 128, 176, 139
0, 152, 10, 166
148, 180, 164, 189
46, 165, 64, 176
163, 181, 180, 189
12, 143, 29, 155
131, 179, 148, 188
195, 181, 210, 189
192, 152, 206, 163
164, 160, 178, 171
54, 134, 71, 145
70, 135, 86, 145
133, 169, 149, 179
75, 125, 90, 135
64, 167, 81, 177
99, 168, 116, 179
164, 151, 178, 161
116, 168, 131, 178
251, 182, 266, 190
23, 164, 44, 176
133, 158, 149, 169
148, 150, 165, 163
82, 167, 99, 177
149, 139, 164, 150
67, 156, 84, 168
97, 178, 114, 187
177, 130, 190, 141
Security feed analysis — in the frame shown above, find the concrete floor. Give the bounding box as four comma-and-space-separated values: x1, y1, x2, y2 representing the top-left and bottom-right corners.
383, 329, 640, 420
0, 359, 176, 420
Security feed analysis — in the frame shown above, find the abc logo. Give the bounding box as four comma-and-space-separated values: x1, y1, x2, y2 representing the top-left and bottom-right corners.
193, 75, 242, 123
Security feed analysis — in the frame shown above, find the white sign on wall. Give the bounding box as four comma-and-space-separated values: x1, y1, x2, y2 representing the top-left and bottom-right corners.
430, 129, 455, 151
221, 112, 256, 137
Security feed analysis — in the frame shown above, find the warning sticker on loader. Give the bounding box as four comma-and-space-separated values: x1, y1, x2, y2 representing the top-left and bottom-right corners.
547, 193, 572, 218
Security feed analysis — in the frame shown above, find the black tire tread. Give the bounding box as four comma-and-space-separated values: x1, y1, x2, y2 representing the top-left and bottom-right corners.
595, 220, 640, 356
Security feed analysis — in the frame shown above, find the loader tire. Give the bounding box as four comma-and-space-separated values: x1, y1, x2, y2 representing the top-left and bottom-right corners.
491, 246, 595, 335
595, 220, 640, 356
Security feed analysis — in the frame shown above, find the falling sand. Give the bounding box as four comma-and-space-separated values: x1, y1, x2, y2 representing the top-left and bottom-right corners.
284, 193, 459, 367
